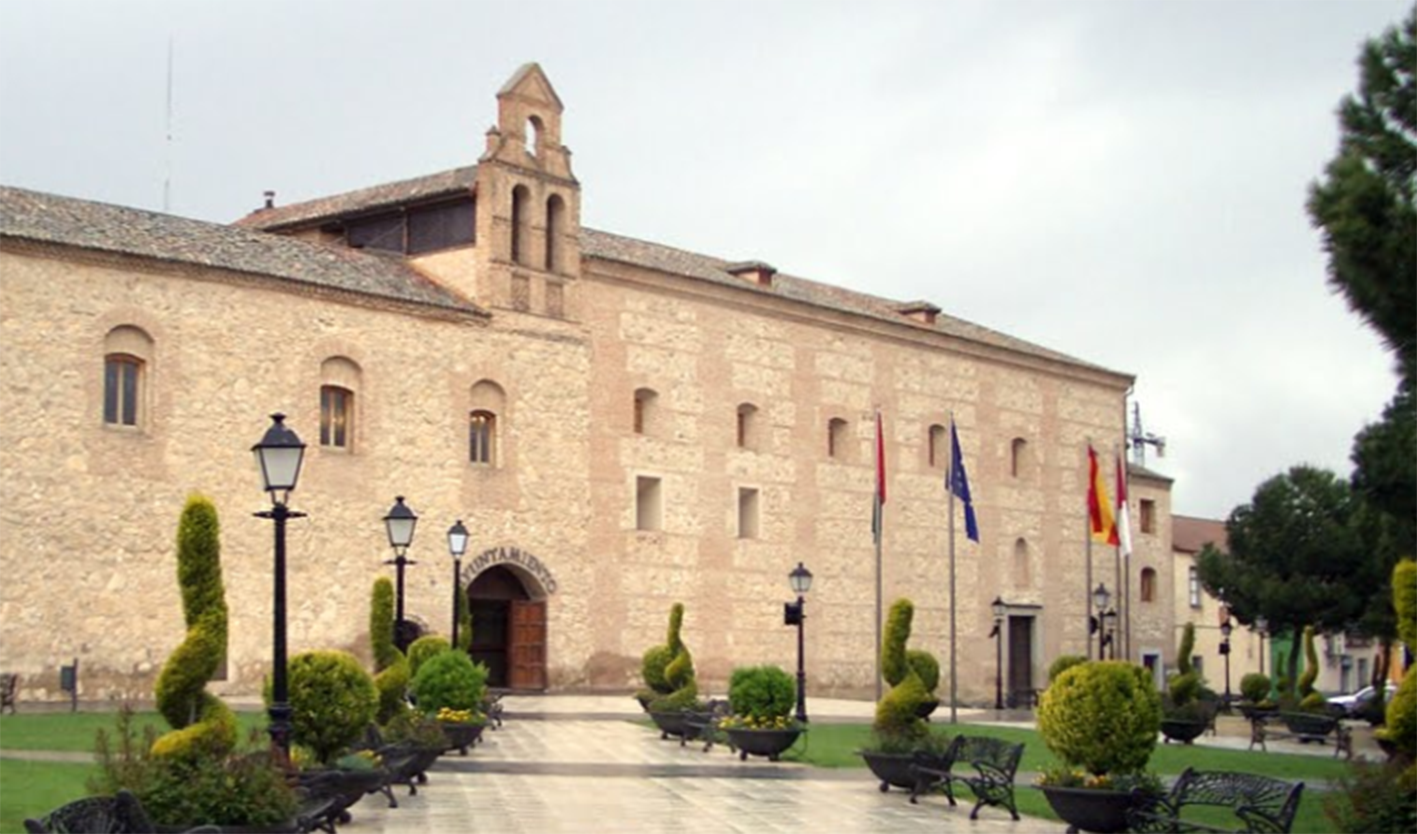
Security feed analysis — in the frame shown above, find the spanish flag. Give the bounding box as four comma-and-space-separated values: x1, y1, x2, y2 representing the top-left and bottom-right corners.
1088, 445, 1118, 545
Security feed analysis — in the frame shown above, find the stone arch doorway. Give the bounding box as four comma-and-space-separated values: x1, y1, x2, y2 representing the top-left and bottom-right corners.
465, 565, 547, 690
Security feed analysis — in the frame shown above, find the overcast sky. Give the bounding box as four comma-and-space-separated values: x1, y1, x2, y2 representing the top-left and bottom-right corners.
1, 0, 1408, 519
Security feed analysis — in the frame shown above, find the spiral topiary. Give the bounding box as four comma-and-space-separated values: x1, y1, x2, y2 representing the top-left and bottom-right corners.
873, 598, 927, 741
407, 635, 452, 680
1380, 559, 1416, 763
650, 603, 698, 712
273, 650, 378, 764
1298, 625, 1320, 699
1039, 660, 1161, 777
150, 495, 237, 760
907, 649, 940, 695
370, 577, 411, 724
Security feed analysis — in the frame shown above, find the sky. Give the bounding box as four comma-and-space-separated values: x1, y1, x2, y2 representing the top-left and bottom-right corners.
0, 0, 1408, 520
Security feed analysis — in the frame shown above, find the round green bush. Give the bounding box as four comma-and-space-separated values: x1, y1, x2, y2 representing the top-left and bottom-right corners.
279, 651, 379, 758
907, 649, 940, 694
728, 665, 795, 720
1048, 654, 1088, 684
1240, 672, 1271, 703
411, 650, 488, 716
274, 650, 378, 764
407, 635, 452, 679
1038, 660, 1160, 776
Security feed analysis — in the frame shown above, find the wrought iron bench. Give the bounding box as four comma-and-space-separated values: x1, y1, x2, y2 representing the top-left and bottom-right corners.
1248, 711, 1352, 759
1, 672, 17, 714
909, 735, 1025, 820
23, 789, 221, 833
1127, 767, 1304, 833
682, 698, 731, 751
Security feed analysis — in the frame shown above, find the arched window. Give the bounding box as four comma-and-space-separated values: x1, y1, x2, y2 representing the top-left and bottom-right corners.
1013, 538, 1030, 588
737, 403, 760, 450
545, 194, 565, 274
1140, 567, 1157, 603
469, 379, 506, 467
827, 417, 849, 460
511, 185, 530, 266
469, 410, 496, 465
1011, 437, 1028, 478
103, 325, 153, 428
525, 115, 543, 157
319, 356, 362, 451
634, 388, 658, 436
927, 424, 946, 468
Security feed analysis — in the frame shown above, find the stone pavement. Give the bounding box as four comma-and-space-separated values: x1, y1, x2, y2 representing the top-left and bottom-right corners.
336, 694, 1054, 834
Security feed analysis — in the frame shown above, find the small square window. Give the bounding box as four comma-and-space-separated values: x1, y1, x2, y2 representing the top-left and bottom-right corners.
738, 488, 760, 539
636, 476, 662, 532
1140, 499, 1157, 534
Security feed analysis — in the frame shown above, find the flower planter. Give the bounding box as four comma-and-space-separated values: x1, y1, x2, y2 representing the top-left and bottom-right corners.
1037, 785, 1137, 834
649, 710, 693, 741
440, 721, 485, 755
858, 750, 922, 792
724, 726, 802, 761
1160, 718, 1207, 745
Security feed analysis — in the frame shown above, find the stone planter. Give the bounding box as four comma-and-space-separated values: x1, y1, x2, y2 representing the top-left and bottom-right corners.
859, 750, 921, 792
440, 721, 485, 755
1037, 785, 1138, 834
649, 710, 693, 741
1160, 718, 1207, 745
724, 726, 802, 761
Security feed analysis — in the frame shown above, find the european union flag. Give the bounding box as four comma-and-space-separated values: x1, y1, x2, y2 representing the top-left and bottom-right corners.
948, 420, 979, 542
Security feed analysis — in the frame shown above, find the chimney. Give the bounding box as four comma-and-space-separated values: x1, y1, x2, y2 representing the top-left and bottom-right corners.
262, 190, 276, 210
896, 301, 941, 326
725, 260, 777, 288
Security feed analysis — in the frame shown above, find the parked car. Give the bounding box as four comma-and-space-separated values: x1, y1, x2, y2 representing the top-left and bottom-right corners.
1326, 683, 1399, 718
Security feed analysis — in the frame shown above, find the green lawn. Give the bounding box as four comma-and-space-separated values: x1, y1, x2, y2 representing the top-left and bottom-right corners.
0, 759, 99, 833
0, 710, 269, 752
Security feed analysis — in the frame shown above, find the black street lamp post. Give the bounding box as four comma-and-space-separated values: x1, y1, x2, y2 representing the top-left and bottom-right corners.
990, 596, 1006, 710
448, 520, 469, 651
1255, 616, 1268, 678
251, 413, 306, 768
383, 497, 419, 653
1220, 618, 1234, 709
785, 562, 813, 724
1092, 583, 1113, 660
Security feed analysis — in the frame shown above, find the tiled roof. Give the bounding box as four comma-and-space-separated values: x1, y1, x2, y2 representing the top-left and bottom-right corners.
236, 166, 478, 231
582, 228, 1115, 372
1, 186, 484, 316
1172, 514, 1227, 554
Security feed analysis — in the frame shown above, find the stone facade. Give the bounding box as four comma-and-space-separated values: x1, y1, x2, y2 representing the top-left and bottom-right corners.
0, 64, 1176, 706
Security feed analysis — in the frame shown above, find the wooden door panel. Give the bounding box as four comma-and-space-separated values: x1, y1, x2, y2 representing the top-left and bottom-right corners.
509, 600, 547, 690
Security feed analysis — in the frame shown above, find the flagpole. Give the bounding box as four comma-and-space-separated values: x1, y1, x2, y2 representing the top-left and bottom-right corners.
1085, 442, 1094, 660
874, 410, 884, 703
948, 413, 958, 725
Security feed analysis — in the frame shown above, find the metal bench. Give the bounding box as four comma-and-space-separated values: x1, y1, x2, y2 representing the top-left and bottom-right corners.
24, 789, 220, 833
682, 698, 731, 751
910, 735, 1025, 820
1127, 767, 1304, 833
1, 672, 17, 714
1248, 711, 1352, 759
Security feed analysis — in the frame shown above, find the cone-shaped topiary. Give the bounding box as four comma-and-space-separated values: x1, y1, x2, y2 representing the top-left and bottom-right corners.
151, 495, 237, 760
370, 577, 410, 724
1039, 660, 1161, 777
407, 635, 452, 680
275, 650, 378, 764
873, 598, 927, 740
650, 603, 698, 712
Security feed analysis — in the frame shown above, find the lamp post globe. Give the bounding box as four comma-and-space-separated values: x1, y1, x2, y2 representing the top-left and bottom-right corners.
448, 520, 469, 651
382, 497, 419, 652
788, 562, 812, 724
251, 413, 306, 768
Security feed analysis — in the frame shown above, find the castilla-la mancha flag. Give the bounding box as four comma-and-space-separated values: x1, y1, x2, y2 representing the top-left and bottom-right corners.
1088, 445, 1118, 545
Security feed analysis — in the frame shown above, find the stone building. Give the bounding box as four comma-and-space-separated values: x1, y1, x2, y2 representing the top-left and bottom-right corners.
0, 64, 1175, 705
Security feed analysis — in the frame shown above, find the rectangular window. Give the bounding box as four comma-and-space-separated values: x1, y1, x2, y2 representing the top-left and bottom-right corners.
1140, 499, 1156, 534
1188, 566, 1201, 608
103, 356, 141, 427
469, 411, 495, 465
738, 488, 760, 539
320, 386, 351, 448
636, 476, 662, 532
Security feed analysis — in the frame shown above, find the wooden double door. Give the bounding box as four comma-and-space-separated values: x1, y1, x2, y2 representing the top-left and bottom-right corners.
467, 566, 546, 690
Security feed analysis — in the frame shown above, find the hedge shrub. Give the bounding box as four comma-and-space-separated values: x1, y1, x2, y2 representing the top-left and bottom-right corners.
411, 650, 489, 716
1240, 672, 1271, 703
728, 665, 795, 720
369, 577, 410, 724
1048, 655, 1088, 684
408, 635, 452, 679
276, 650, 378, 764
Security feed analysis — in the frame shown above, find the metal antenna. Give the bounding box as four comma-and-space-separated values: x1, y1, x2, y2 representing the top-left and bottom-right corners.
163, 36, 174, 212
1129, 401, 1166, 467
